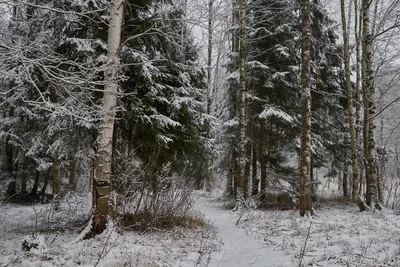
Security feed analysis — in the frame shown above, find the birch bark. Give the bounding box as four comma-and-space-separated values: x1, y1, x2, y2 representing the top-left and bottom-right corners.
235, 0, 246, 208
362, 0, 381, 210
205, 0, 213, 193
299, 0, 313, 216
340, 0, 368, 211
91, 0, 124, 234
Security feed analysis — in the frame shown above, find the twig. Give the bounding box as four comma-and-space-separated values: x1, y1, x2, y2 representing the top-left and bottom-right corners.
4, 256, 19, 267
357, 237, 373, 267
93, 225, 118, 267
235, 196, 260, 225
235, 208, 247, 225
298, 222, 312, 267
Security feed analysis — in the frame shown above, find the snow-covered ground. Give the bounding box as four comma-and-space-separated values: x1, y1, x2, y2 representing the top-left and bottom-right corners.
0, 194, 218, 267
195, 196, 292, 267
237, 201, 400, 266
1, 194, 400, 266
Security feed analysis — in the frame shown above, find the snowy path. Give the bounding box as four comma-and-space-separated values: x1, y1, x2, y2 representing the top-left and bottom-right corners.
195, 196, 293, 267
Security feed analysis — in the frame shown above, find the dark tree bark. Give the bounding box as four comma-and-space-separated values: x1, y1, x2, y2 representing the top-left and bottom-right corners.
343, 165, 349, 198
251, 145, 258, 196
52, 159, 61, 196
21, 168, 27, 193
69, 134, 80, 191
31, 170, 40, 197
244, 144, 251, 198
259, 119, 266, 204
226, 156, 235, 197
5, 136, 13, 174
40, 171, 50, 203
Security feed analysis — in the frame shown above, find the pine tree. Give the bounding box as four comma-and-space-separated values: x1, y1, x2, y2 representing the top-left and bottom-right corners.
246, 0, 299, 200
219, 0, 240, 198
0, 1, 95, 199
113, 0, 211, 194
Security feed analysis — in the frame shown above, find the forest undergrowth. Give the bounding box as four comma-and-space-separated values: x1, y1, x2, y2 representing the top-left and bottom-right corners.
2, 188, 400, 267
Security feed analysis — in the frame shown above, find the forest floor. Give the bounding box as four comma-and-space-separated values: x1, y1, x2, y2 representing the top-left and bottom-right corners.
234, 199, 400, 266
1, 192, 400, 266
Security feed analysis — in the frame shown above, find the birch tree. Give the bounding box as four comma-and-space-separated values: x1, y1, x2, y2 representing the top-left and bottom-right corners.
235, 0, 246, 209
340, 0, 368, 211
91, 0, 124, 234
362, 0, 382, 210
299, 0, 313, 216
205, 0, 213, 192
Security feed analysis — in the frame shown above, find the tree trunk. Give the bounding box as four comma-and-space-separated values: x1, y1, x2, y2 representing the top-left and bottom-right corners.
244, 143, 251, 198
69, 137, 80, 191
21, 168, 27, 193
31, 170, 40, 197
234, 0, 246, 210
69, 155, 78, 191
5, 136, 13, 174
343, 163, 349, 198
91, 0, 124, 235
363, 82, 370, 205
362, 0, 381, 210
259, 119, 266, 204
299, 0, 313, 216
360, 0, 371, 206
377, 166, 384, 204
354, 0, 364, 200
52, 159, 61, 196
205, 0, 213, 193
207, 0, 213, 117
340, 0, 367, 211
40, 171, 49, 203
226, 156, 234, 197
310, 158, 316, 201
251, 144, 258, 196
363, 103, 370, 205
233, 151, 238, 196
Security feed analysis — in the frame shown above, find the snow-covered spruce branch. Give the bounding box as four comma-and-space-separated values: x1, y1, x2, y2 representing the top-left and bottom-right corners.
0, 0, 108, 19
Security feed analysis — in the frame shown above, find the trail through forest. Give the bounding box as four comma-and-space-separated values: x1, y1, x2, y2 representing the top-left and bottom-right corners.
195, 196, 292, 267
2, 194, 400, 266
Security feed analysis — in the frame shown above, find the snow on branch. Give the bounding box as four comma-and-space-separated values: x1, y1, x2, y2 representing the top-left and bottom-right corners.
246, 60, 269, 71
259, 106, 293, 123
150, 114, 182, 128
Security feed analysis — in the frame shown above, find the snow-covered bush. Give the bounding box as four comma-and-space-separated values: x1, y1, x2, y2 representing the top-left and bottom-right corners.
22, 233, 46, 253
115, 175, 203, 231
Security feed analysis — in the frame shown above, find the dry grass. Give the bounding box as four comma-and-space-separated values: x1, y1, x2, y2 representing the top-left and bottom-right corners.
119, 211, 206, 231
316, 194, 353, 207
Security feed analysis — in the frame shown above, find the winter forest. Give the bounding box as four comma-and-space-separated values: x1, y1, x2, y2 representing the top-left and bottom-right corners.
1, 0, 400, 266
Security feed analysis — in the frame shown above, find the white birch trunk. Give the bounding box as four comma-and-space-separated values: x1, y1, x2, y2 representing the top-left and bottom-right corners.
299, 0, 313, 216
205, 0, 213, 193
340, 0, 368, 211
354, 0, 362, 146
362, 0, 381, 210
91, 0, 124, 234
235, 0, 246, 209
